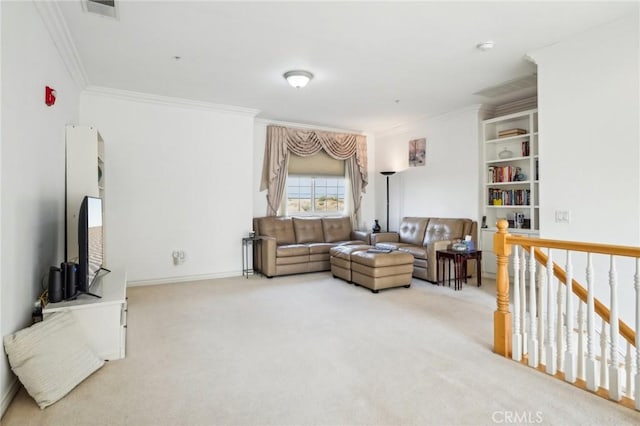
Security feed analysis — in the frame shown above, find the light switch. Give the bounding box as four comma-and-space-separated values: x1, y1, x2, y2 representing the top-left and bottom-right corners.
555, 210, 571, 223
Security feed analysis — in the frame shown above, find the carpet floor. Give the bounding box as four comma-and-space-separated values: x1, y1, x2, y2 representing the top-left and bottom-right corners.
3, 272, 640, 426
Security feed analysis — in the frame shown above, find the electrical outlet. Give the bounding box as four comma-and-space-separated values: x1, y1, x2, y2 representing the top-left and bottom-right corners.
172, 250, 183, 265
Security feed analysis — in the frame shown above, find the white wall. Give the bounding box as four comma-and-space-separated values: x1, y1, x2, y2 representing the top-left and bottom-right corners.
1, 1, 80, 413
531, 15, 640, 245
374, 106, 482, 231
79, 90, 256, 284
252, 120, 377, 232
529, 13, 639, 324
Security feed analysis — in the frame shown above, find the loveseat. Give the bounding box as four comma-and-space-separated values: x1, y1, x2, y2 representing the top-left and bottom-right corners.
371, 217, 477, 283
253, 216, 370, 278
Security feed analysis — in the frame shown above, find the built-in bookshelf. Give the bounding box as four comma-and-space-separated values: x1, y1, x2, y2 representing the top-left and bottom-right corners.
480, 108, 539, 275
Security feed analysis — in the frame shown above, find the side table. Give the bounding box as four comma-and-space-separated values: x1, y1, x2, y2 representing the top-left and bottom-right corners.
241, 236, 261, 278
436, 250, 482, 290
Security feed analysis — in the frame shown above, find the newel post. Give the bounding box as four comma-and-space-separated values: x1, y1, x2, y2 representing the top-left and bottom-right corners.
494, 219, 512, 357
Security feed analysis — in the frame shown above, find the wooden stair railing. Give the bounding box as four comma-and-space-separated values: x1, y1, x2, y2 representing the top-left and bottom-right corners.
493, 219, 640, 409
520, 244, 636, 347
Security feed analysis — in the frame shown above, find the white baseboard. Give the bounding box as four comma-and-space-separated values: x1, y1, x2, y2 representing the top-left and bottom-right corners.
127, 271, 241, 287
1, 377, 20, 418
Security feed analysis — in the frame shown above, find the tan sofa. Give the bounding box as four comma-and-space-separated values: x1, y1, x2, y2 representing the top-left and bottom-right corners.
371, 217, 477, 283
253, 216, 370, 278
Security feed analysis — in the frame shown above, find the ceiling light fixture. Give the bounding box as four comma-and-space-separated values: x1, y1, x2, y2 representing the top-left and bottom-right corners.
476, 41, 495, 51
283, 70, 314, 88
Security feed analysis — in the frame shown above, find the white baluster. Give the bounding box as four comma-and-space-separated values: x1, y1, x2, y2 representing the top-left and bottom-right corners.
634, 258, 640, 409
577, 301, 585, 380
557, 277, 565, 373
528, 246, 538, 367
512, 245, 522, 361
565, 251, 576, 383
586, 253, 599, 391
601, 317, 609, 390
520, 248, 528, 356
625, 341, 633, 398
537, 265, 546, 365
546, 248, 557, 375
609, 256, 622, 401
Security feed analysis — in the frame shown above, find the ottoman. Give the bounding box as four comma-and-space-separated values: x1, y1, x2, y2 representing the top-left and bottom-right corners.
330, 245, 372, 282
350, 250, 414, 293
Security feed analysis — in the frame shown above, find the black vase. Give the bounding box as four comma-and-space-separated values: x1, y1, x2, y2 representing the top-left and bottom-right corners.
372, 220, 381, 233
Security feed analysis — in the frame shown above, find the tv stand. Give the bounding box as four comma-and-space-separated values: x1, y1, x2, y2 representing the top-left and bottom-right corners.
43, 270, 127, 361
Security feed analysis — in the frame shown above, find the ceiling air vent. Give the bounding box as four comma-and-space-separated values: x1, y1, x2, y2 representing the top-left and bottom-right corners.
83, 0, 118, 20
473, 74, 537, 98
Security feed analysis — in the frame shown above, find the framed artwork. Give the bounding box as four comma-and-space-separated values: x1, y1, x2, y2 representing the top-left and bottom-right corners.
409, 138, 426, 167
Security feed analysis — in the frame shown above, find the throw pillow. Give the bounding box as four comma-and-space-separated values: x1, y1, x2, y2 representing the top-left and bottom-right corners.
3, 310, 105, 409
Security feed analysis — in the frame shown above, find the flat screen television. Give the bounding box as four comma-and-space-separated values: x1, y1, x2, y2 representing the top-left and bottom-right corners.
77, 196, 104, 293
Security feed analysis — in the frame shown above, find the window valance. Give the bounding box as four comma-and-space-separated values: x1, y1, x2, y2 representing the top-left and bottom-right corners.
260, 125, 368, 222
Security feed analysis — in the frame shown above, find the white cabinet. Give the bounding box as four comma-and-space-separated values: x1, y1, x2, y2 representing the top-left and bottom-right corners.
65, 125, 104, 263
43, 270, 127, 361
481, 109, 539, 275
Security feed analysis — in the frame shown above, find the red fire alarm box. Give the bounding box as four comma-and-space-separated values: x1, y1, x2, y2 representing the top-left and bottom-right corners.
45, 86, 56, 106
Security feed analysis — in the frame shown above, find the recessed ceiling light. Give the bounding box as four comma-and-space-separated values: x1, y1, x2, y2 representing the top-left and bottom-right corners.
173, 56, 181, 61
476, 41, 495, 51
283, 70, 314, 88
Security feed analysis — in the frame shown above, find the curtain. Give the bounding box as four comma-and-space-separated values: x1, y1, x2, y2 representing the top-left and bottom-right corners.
260, 125, 368, 225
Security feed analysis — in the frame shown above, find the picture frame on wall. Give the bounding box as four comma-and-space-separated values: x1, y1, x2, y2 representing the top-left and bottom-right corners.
409, 138, 426, 167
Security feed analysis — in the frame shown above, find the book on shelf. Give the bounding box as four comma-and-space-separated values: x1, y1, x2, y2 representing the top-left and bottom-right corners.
487, 165, 520, 183
488, 188, 531, 206
521, 140, 530, 157
498, 128, 527, 138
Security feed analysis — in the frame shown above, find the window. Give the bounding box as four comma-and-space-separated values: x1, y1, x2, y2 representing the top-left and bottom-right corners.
287, 175, 345, 214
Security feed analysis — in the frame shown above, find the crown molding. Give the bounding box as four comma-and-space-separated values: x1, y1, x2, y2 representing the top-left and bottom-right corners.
34, 0, 89, 89
83, 86, 261, 117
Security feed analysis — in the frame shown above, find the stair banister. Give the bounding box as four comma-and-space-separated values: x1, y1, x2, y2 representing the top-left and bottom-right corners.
493, 220, 512, 357
493, 222, 640, 410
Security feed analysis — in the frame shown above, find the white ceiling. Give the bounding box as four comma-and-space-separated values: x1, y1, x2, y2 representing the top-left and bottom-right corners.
57, 1, 636, 133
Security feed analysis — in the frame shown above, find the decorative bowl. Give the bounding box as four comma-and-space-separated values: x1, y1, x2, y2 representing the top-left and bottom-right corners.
498, 148, 513, 159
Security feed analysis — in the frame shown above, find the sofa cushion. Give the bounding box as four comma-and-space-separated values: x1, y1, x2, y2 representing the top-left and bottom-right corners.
337, 240, 367, 246
321, 217, 351, 243
423, 218, 468, 245
398, 217, 430, 246
276, 244, 309, 257
276, 255, 309, 265
293, 218, 325, 244
398, 245, 427, 259
308, 243, 335, 254
259, 217, 296, 245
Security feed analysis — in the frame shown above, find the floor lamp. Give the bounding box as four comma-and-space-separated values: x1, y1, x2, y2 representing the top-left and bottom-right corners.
380, 171, 396, 231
